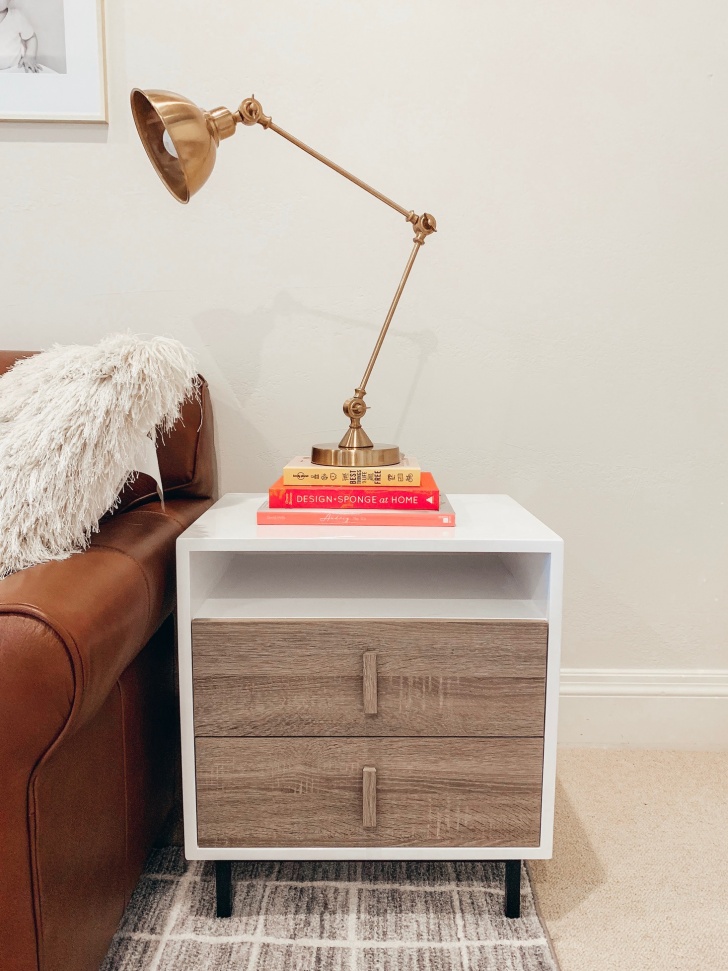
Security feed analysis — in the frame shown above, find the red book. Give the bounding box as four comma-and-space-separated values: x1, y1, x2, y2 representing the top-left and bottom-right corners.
257, 494, 456, 527
269, 472, 440, 510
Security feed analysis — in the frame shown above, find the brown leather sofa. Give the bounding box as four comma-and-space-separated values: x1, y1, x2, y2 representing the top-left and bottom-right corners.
0, 351, 216, 971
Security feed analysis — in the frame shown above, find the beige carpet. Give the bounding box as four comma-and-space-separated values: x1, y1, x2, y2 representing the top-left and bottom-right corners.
530, 750, 728, 971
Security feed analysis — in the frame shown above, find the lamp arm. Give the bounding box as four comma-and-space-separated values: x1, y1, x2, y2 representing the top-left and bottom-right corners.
237, 96, 426, 223
272, 120, 413, 220
237, 96, 437, 451
342, 235, 424, 425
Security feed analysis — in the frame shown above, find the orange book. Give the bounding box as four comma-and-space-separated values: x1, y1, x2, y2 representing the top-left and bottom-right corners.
269, 472, 439, 510
257, 494, 456, 527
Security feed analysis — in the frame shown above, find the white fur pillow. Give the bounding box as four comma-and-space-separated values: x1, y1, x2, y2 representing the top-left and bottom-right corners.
0, 334, 200, 579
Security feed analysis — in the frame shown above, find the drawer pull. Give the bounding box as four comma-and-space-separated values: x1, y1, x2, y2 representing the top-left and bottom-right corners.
362, 766, 377, 829
363, 652, 378, 714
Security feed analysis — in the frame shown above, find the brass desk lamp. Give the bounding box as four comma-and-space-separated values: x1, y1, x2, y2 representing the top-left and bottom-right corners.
130, 89, 436, 467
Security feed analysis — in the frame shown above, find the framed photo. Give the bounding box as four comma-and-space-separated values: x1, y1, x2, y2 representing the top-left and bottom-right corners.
0, 0, 106, 122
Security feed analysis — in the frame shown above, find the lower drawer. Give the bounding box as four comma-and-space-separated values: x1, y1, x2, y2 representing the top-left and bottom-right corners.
195, 737, 543, 848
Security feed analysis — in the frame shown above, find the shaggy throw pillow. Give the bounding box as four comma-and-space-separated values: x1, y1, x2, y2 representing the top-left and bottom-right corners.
0, 334, 199, 579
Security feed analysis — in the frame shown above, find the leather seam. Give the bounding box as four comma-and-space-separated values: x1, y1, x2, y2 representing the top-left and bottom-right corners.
0, 610, 79, 971
117, 679, 131, 903
28, 787, 42, 971
85, 546, 153, 634
123, 508, 188, 530
188, 382, 206, 489
114, 478, 196, 513
172, 382, 205, 494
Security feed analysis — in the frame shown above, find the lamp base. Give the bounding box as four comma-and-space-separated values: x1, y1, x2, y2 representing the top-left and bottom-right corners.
311, 443, 401, 467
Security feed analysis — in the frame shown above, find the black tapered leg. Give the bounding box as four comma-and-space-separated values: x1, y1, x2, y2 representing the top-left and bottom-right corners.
504, 860, 521, 918
215, 860, 233, 918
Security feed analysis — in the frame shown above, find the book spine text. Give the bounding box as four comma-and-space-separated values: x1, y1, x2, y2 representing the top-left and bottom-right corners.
283, 467, 420, 487
270, 484, 438, 510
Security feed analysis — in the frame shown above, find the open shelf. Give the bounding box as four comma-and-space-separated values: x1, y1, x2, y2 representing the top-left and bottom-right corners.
190, 551, 550, 621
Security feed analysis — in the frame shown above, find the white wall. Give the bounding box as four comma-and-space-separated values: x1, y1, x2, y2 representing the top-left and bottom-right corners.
1, 2, 727, 738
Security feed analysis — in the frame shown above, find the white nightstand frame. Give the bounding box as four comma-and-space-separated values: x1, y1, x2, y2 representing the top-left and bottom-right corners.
176, 493, 563, 862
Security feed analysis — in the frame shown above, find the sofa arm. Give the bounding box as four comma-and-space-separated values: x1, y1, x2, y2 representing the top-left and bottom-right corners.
0, 541, 168, 971
0, 499, 211, 971
0, 505, 189, 746
0, 613, 77, 971
0, 611, 75, 789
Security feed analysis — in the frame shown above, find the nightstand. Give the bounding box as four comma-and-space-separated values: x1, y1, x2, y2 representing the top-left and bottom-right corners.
176, 493, 563, 918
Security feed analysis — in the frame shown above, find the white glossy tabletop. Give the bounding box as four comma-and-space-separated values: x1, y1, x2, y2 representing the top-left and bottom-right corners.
178, 493, 563, 553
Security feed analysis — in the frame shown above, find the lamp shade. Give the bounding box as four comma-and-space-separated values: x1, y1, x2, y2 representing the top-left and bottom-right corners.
130, 89, 220, 203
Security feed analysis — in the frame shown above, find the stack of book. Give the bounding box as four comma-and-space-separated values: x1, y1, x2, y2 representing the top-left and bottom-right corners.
257, 455, 455, 526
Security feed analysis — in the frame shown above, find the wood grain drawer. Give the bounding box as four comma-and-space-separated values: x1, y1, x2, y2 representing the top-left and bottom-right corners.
195, 737, 543, 848
192, 619, 547, 737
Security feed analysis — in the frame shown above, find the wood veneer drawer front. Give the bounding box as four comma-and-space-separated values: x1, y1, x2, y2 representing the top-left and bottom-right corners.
192, 619, 547, 737
195, 737, 543, 848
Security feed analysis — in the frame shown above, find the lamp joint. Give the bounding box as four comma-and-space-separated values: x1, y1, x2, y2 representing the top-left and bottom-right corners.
207, 106, 238, 141
406, 211, 437, 243
343, 392, 367, 424
238, 96, 272, 128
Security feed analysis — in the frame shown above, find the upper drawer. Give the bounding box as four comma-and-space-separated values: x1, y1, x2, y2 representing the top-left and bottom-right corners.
192, 618, 547, 737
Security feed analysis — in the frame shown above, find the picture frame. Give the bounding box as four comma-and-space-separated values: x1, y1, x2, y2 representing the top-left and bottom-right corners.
0, 0, 106, 123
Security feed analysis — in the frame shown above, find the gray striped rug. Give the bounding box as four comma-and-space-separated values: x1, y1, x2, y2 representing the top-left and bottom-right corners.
101, 848, 559, 970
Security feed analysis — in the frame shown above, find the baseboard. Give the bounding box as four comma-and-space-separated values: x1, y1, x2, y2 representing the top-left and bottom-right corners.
559, 668, 728, 749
